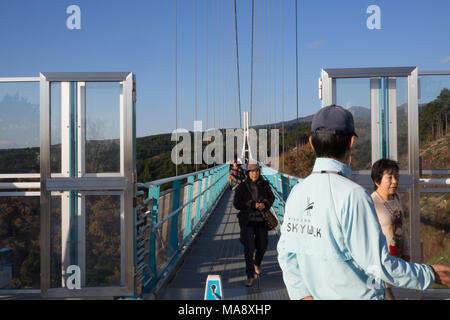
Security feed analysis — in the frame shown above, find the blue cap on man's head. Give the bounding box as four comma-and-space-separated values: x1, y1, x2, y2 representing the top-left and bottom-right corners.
311, 104, 358, 137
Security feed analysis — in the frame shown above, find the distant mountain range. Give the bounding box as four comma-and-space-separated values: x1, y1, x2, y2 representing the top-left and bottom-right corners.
255, 103, 428, 129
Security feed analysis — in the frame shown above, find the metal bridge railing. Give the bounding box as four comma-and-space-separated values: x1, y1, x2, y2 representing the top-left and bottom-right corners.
259, 163, 303, 229
133, 164, 230, 297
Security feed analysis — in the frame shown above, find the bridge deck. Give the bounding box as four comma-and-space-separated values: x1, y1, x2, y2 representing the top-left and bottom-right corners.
155, 188, 289, 300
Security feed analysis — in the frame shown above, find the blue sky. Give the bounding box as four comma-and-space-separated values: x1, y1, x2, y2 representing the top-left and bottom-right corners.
0, 0, 450, 138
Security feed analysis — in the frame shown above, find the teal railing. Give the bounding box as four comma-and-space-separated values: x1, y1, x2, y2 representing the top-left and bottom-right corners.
133, 164, 230, 297
259, 163, 303, 229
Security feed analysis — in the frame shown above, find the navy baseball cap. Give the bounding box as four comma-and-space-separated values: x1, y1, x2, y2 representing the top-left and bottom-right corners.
311, 104, 358, 137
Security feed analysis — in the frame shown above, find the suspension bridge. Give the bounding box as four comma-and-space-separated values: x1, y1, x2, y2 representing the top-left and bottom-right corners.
0, 0, 449, 301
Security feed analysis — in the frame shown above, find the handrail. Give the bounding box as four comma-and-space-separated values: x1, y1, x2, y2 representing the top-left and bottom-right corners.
261, 164, 303, 182
143, 163, 229, 188
150, 170, 229, 232
419, 178, 450, 185
135, 163, 230, 296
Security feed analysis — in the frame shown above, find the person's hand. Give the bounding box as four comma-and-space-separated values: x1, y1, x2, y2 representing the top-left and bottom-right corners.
256, 202, 265, 211
431, 265, 450, 287
301, 296, 314, 300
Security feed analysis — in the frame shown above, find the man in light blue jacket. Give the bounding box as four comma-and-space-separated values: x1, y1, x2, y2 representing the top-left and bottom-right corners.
277, 104, 450, 300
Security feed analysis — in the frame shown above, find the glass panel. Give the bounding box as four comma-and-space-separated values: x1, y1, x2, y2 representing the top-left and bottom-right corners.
0, 82, 40, 174
85, 194, 121, 287
0, 196, 40, 289
155, 219, 170, 274
50, 193, 122, 289
155, 191, 172, 273
394, 77, 409, 170
335, 78, 372, 170
50, 196, 62, 288
85, 82, 121, 173
420, 193, 449, 271
50, 82, 62, 174
419, 75, 450, 170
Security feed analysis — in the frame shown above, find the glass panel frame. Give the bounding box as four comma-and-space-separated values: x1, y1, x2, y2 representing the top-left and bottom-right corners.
321, 67, 422, 263
40, 72, 135, 298
0, 77, 41, 295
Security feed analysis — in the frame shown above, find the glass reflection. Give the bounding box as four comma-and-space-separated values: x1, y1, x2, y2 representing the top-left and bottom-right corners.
86, 194, 121, 286
0, 82, 39, 174
50, 82, 62, 174
0, 196, 40, 289
395, 77, 409, 171
50, 196, 62, 288
336, 78, 371, 170
86, 82, 121, 173
419, 75, 450, 170
420, 193, 449, 268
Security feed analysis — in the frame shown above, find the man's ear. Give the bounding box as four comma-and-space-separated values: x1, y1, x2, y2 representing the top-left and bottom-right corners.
349, 135, 355, 150
309, 136, 315, 151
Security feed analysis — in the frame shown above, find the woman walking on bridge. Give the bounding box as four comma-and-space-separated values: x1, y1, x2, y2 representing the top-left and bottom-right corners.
233, 162, 275, 287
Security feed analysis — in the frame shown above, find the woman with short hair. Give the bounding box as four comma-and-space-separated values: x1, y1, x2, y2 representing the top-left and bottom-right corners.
371, 158, 410, 299
233, 162, 275, 287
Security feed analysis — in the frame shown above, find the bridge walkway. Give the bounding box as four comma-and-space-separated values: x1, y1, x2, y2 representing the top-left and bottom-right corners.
155, 188, 289, 300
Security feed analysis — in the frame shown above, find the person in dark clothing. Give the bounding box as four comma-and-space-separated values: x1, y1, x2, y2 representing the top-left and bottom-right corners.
228, 160, 245, 190
233, 162, 275, 287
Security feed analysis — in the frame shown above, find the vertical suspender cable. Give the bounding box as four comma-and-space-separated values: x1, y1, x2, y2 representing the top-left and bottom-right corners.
233, 0, 242, 129
194, 0, 198, 171
206, 0, 209, 131
212, 0, 216, 129
295, 0, 300, 162
194, 0, 198, 122
264, 0, 269, 128
273, 0, 277, 130
175, 0, 178, 176
221, 0, 225, 130
384, 77, 389, 159
250, 0, 255, 126
281, 0, 285, 172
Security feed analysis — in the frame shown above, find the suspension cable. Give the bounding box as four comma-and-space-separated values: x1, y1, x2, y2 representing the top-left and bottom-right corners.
273, 0, 277, 130
281, 0, 285, 172
233, 0, 242, 128
206, 0, 209, 130
295, 0, 300, 164
194, 0, 198, 171
250, 0, 255, 126
175, 0, 178, 176
194, 0, 198, 122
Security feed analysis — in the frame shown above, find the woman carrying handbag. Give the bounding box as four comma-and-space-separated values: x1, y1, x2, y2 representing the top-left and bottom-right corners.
233, 162, 275, 287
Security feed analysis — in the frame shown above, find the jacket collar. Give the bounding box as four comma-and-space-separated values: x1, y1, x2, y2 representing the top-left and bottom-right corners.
312, 157, 352, 178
